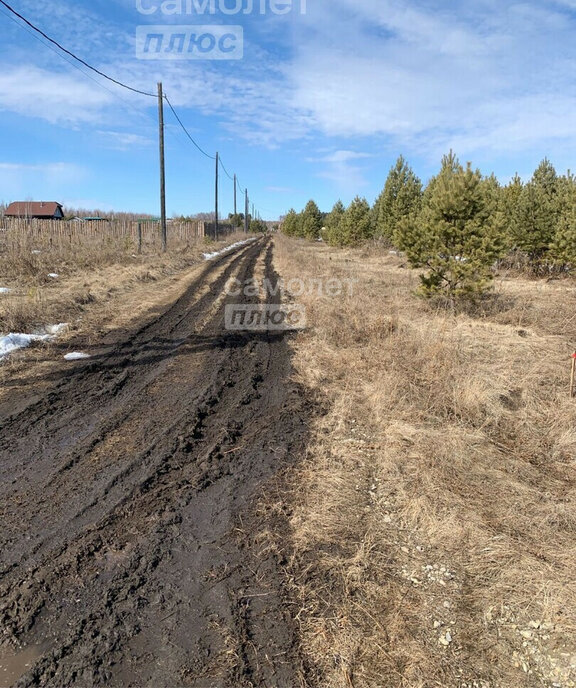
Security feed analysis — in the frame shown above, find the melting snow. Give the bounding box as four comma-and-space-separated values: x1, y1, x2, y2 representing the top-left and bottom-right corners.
45, 323, 68, 335
0, 287, 11, 294
0, 333, 51, 359
0, 323, 69, 360
64, 352, 91, 361
47, 273, 59, 279
202, 238, 256, 261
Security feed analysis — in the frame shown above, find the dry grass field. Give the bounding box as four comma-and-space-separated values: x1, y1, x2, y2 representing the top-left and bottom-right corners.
0, 228, 250, 388
2, 228, 576, 686
272, 234, 576, 688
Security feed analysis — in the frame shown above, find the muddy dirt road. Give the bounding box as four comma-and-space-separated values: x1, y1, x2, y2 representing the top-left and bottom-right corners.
0, 238, 310, 687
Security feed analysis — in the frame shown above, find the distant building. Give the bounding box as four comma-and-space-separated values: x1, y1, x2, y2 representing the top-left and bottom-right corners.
5, 201, 64, 220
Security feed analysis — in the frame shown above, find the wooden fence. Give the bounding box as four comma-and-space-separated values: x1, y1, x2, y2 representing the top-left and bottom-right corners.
0, 218, 238, 253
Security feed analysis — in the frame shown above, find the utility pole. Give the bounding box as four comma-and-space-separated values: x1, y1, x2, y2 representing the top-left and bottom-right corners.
233, 174, 237, 217
215, 152, 219, 242
158, 82, 167, 252
244, 189, 249, 233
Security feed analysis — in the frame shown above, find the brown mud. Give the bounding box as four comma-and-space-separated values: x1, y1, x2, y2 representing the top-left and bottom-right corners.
0, 238, 311, 688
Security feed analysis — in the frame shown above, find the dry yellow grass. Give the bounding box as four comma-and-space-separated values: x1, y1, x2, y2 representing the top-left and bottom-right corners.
272, 234, 576, 688
0, 231, 251, 390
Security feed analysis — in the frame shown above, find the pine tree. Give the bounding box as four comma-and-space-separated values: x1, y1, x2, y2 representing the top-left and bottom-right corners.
512, 183, 554, 260
423, 150, 460, 203
500, 173, 524, 249
551, 205, 576, 265
551, 174, 576, 265
228, 212, 244, 227
556, 171, 576, 221
282, 208, 301, 237
324, 199, 345, 246
532, 157, 558, 196
301, 200, 323, 240
395, 151, 460, 254
335, 196, 373, 247
398, 157, 505, 298
373, 156, 422, 241
249, 218, 268, 233
511, 159, 559, 261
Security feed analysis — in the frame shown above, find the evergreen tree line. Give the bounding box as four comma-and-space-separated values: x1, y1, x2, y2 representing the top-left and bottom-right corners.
281, 154, 576, 297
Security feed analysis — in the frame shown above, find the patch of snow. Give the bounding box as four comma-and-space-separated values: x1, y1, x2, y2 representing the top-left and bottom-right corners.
47, 273, 59, 279
0, 287, 11, 294
202, 238, 256, 261
31, 250, 42, 255
44, 323, 68, 335
0, 333, 50, 359
0, 323, 69, 361
64, 352, 91, 361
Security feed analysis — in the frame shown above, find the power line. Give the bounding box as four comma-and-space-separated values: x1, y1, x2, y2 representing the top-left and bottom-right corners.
235, 176, 246, 195
0, 6, 161, 134
163, 94, 216, 161
219, 157, 235, 182
0, 8, 115, 98
0, 0, 259, 215
0, 0, 156, 98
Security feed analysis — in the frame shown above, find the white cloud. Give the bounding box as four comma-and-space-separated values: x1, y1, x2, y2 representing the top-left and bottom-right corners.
310, 151, 373, 164
308, 150, 373, 193
3, 0, 576, 173
96, 130, 153, 149
280, 0, 576, 158
0, 66, 113, 123
0, 162, 85, 179
265, 186, 295, 193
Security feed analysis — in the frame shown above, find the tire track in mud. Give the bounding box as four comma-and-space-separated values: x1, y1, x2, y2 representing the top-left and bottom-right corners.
0, 241, 262, 573
0, 238, 311, 688
0, 239, 258, 494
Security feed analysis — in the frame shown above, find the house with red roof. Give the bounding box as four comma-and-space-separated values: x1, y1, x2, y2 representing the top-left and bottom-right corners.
5, 201, 64, 220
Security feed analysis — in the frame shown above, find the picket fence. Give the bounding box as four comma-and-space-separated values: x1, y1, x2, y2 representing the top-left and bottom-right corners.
0, 218, 237, 252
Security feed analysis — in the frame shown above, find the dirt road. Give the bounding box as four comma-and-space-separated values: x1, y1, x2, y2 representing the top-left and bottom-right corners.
0, 238, 310, 687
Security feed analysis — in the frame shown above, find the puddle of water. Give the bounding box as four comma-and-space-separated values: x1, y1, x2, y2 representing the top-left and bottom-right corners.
0, 644, 44, 686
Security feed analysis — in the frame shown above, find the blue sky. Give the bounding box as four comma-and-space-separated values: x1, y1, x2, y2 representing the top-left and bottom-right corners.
1, 0, 576, 219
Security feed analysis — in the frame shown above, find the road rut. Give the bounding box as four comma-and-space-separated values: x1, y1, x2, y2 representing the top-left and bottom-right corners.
0, 238, 309, 688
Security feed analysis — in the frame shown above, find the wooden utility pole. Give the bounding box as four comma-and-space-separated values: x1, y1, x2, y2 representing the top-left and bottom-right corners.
233, 174, 237, 217
158, 82, 167, 252
244, 189, 249, 233
215, 151, 219, 242
157, 83, 167, 252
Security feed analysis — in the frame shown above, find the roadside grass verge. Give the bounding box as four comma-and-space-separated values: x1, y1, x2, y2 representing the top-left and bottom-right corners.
0, 231, 252, 383
272, 234, 576, 687
0, 231, 250, 332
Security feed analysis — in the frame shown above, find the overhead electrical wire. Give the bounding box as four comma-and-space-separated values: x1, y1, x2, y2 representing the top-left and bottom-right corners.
0, 0, 260, 215
235, 176, 246, 195
162, 94, 216, 161
0, 7, 125, 101
218, 157, 235, 182
0, 0, 156, 98
0, 5, 164, 137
